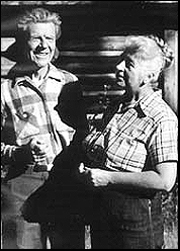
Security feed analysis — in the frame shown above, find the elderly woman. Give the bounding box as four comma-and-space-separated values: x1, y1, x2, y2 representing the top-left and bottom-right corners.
79, 35, 178, 249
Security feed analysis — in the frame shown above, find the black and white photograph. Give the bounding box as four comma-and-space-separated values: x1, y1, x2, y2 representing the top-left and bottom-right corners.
1, 1, 178, 249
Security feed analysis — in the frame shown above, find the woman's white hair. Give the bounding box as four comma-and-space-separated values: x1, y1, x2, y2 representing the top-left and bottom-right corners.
124, 35, 174, 83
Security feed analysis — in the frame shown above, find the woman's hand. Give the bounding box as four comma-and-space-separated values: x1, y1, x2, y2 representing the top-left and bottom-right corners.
77, 163, 111, 188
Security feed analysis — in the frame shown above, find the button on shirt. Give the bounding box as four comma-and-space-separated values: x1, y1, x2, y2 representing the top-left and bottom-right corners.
1, 63, 78, 170
104, 88, 178, 173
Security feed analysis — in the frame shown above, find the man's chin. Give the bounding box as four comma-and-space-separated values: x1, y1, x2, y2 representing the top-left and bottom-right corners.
32, 56, 52, 67
34, 61, 50, 69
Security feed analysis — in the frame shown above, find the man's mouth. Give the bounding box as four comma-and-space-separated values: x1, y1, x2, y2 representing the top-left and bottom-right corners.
35, 52, 49, 58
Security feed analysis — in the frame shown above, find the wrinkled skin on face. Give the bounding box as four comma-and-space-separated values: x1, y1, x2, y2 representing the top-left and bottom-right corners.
25, 22, 56, 70
115, 54, 148, 102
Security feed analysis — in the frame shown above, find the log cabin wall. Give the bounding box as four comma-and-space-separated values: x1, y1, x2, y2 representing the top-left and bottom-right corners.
1, 1, 178, 116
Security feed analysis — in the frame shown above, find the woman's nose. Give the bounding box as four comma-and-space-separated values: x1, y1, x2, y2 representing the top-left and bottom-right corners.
116, 61, 125, 72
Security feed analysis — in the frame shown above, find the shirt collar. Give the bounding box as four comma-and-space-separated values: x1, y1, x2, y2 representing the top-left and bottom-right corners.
118, 86, 162, 117
13, 63, 64, 86
138, 88, 162, 117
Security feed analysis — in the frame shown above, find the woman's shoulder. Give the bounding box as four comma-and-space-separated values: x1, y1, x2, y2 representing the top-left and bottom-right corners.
149, 93, 177, 124
140, 90, 177, 125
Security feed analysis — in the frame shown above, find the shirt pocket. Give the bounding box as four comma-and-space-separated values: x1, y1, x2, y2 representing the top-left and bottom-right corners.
14, 107, 40, 145
107, 133, 147, 172
124, 137, 147, 171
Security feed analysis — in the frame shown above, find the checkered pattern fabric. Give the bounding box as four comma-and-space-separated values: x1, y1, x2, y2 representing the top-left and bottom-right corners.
1, 63, 78, 168
97, 88, 178, 172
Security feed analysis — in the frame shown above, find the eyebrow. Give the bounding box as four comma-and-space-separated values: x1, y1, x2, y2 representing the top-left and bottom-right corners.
117, 51, 126, 62
116, 52, 134, 65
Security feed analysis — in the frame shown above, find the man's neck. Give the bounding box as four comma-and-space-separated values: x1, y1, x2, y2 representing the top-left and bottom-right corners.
31, 64, 49, 81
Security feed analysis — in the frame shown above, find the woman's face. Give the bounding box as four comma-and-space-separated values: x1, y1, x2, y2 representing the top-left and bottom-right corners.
25, 22, 56, 68
115, 54, 146, 100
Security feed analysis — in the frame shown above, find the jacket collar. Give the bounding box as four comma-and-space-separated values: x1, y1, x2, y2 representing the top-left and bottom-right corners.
12, 63, 64, 86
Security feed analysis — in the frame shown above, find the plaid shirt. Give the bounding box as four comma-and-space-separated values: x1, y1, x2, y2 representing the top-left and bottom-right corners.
103, 87, 178, 173
1, 63, 78, 170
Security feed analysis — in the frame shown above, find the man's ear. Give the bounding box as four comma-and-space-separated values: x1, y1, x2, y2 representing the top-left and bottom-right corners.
52, 47, 60, 62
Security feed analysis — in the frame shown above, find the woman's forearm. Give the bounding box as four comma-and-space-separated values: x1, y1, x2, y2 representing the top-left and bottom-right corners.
79, 162, 177, 194
109, 170, 166, 192
109, 161, 177, 193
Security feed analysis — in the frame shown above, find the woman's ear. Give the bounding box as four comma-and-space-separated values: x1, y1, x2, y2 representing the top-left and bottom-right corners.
144, 72, 157, 84
140, 74, 151, 87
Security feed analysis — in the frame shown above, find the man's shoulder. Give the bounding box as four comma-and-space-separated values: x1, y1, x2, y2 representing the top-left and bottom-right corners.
55, 67, 78, 84
1, 77, 13, 88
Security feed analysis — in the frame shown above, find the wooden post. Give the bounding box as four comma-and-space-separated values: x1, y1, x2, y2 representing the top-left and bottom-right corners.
164, 30, 178, 115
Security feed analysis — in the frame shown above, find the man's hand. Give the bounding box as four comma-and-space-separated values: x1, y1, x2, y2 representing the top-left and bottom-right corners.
12, 138, 50, 166
30, 138, 51, 166
12, 144, 33, 164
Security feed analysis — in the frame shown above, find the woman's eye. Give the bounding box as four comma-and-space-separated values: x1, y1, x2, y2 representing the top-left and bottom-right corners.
125, 61, 133, 69
45, 37, 55, 41
29, 37, 39, 43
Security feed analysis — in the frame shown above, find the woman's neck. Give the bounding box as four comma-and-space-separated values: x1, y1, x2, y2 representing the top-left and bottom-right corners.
125, 85, 153, 105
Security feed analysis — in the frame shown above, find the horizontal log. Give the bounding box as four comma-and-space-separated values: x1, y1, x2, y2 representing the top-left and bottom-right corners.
1, 37, 16, 51
58, 62, 117, 74
83, 90, 125, 96
59, 36, 126, 51
58, 56, 119, 62
78, 73, 115, 79
1, 1, 93, 5
59, 51, 122, 57
1, 57, 16, 76
78, 73, 116, 86
1, 36, 125, 52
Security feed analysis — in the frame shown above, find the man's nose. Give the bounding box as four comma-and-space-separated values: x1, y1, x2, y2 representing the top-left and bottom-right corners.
39, 37, 48, 48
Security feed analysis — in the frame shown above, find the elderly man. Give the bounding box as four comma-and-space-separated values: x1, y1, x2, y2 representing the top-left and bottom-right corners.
1, 8, 87, 249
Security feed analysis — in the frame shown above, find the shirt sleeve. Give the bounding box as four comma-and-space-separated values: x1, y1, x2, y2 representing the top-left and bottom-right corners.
148, 118, 178, 166
1, 83, 17, 165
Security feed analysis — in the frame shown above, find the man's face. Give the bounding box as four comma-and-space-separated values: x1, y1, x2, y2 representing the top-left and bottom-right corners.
26, 22, 56, 68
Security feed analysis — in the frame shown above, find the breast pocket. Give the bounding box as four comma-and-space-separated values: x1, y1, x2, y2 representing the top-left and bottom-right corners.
14, 107, 40, 145
107, 134, 147, 171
